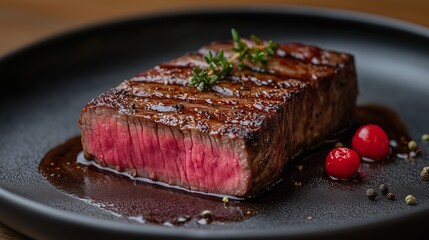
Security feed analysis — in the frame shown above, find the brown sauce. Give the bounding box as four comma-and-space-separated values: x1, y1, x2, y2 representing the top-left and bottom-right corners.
38, 104, 415, 226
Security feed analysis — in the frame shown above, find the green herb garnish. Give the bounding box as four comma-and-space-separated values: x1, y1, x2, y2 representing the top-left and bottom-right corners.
231, 28, 277, 68
189, 50, 233, 91
189, 28, 277, 91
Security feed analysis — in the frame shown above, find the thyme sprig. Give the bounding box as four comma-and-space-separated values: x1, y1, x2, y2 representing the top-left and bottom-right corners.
189, 28, 277, 91
231, 28, 277, 68
189, 50, 233, 91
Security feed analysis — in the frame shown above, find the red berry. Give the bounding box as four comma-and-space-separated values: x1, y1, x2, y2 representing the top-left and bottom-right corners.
325, 147, 360, 180
352, 124, 390, 161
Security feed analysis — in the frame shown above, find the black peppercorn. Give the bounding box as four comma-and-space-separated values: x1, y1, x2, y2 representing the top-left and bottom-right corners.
366, 188, 378, 200
379, 184, 389, 195
387, 192, 395, 200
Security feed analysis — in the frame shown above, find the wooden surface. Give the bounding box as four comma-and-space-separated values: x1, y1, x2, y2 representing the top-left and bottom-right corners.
0, 0, 428, 239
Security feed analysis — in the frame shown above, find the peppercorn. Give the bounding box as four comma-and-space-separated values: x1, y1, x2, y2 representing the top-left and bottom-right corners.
201, 210, 213, 218
379, 184, 389, 195
387, 192, 395, 200
420, 166, 429, 181
422, 134, 429, 141
335, 142, 344, 148
408, 140, 417, 151
405, 195, 416, 205
366, 188, 378, 200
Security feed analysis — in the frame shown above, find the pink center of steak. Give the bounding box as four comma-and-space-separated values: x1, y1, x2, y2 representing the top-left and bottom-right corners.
80, 110, 248, 196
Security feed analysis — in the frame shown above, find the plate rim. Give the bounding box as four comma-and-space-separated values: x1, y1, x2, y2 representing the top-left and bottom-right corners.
1, 6, 429, 239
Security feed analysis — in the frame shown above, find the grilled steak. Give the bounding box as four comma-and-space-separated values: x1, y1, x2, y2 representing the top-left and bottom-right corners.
79, 40, 358, 197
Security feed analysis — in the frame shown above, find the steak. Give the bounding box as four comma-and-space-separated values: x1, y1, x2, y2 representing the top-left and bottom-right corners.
79, 40, 358, 197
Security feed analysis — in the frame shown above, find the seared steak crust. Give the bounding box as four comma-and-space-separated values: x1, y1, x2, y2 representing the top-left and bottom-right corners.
79, 41, 358, 197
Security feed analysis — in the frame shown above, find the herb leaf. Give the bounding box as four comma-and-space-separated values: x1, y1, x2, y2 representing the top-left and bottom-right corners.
231, 28, 276, 68
231, 28, 240, 42
189, 29, 277, 91
189, 49, 233, 91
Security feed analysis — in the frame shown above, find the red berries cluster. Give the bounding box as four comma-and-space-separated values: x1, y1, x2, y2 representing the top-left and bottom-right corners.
325, 124, 390, 180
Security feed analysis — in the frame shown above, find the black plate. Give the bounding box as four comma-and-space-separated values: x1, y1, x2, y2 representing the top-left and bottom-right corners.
1, 7, 429, 240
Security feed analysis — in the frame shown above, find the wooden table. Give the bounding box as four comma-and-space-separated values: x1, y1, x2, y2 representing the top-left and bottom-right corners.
0, 0, 428, 239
